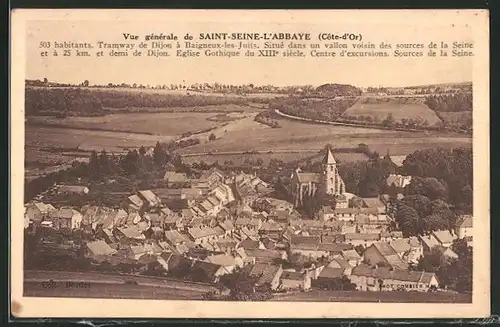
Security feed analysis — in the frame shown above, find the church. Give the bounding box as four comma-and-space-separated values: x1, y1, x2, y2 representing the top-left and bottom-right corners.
290, 148, 346, 207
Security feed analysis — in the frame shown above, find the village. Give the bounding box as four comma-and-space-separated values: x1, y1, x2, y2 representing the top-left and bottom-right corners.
23, 147, 473, 299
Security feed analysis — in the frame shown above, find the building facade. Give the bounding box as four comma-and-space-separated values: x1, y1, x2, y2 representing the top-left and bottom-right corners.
291, 149, 346, 207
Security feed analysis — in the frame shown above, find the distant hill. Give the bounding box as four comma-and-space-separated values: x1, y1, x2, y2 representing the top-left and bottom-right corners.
315, 83, 362, 97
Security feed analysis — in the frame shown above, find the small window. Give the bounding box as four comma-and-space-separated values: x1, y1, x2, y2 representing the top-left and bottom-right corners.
330, 166, 334, 171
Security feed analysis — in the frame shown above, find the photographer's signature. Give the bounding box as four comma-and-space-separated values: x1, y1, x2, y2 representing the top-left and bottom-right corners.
41, 279, 91, 289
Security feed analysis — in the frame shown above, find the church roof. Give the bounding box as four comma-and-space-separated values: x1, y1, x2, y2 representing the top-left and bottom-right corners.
297, 172, 321, 184
323, 148, 337, 165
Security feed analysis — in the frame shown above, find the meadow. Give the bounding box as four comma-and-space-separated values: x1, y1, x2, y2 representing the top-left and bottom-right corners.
343, 97, 442, 124
178, 116, 471, 156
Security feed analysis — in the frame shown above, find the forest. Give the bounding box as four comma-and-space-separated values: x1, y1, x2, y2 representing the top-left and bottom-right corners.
424, 93, 473, 112
24, 86, 269, 117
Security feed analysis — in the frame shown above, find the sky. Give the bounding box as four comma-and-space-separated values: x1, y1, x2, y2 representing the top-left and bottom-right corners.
24, 16, 474, 88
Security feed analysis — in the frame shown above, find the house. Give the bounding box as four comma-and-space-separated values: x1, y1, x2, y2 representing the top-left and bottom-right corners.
80, 206, 117, 230
100, 209, 128, 230
199, 167, 226, 187
316, 267, 346, 285
431, 230, 458, 248
455, 215, 473, 239
380, 231, 404, 242
137, 190, 162, 208
344, 233, 381, 247
256, 197, 294, 214
362, 242, 409, 270
280, 270, 311, 291
361, 197, 387, 216
115, 225, 146, 241
317, 243, 353, 258
386, 174, 412, 188
164, 171, 189, 188
143, 212, 165, 229
319, 205, 336, 221
238, 238, 263, 250
419, 234, 441, 252
95, 228, 119, 245
127, 242, 163, 260
289, 235, 327, 259
128, 194, 144, 212
205, 254, 244, 273
218, 220, 235, 236
341, 249, 362, 267
46, 207, 83, 230
24, 202, 56, 224
259, 220, 285, 235
56, 185, 90, 195
152, 187, 203, 208
442, 247, 459, 259
242, 263, 283, 290
164, 230, 190, 246
187, 226, 220, 244
245, 248, 287, 264
209, 183, 235, 205
390, 237, 423, 264
85, 240, 117, 261
235, 217, 261, 230
327, 257, 353, 275
349, 264, 439, 292
190, 260, 230, 283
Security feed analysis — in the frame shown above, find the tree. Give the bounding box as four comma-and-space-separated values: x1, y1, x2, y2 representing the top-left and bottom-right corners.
120, 150, 140, 175
98, 150, 113, 176
405, 176, 448, 201
138, 146, 147, 157
382, 113, 396, 128
395, 204, 420, 236
153, 142, 167, 168
208, 133, 216, 141
83, 80, 89, 87
315, 276, 356, 291
87, 150, 101, 180
401, 194, 431, 217
218, 269, 272, 301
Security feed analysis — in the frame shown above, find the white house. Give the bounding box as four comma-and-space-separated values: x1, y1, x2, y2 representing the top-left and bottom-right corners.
455, 215, 473, 239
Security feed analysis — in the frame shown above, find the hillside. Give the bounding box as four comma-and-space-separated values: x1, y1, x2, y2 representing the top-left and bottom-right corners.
316, 83, 362, 97
24, 86, 271, 117
343, 97, 442, 125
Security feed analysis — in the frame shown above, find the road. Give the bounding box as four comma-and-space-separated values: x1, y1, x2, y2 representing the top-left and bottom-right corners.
180, 149, 321, 157
274, 109, 425, 132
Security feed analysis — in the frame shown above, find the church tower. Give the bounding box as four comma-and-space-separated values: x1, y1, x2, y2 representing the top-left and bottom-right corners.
322, 148, 341, 196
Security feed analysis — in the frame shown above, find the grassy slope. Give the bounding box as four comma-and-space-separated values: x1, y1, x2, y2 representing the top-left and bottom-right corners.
343, 97, 442, 124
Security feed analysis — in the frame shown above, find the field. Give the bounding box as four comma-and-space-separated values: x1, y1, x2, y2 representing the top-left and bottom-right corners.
344, 97, 442, 124
272, 290, 472, 303
178, 116, 472, 156
25, 90, 472, 181
436, 111, 473, 125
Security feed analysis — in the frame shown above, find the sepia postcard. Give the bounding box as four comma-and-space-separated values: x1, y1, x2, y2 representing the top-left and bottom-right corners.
10, 9, 490, 319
